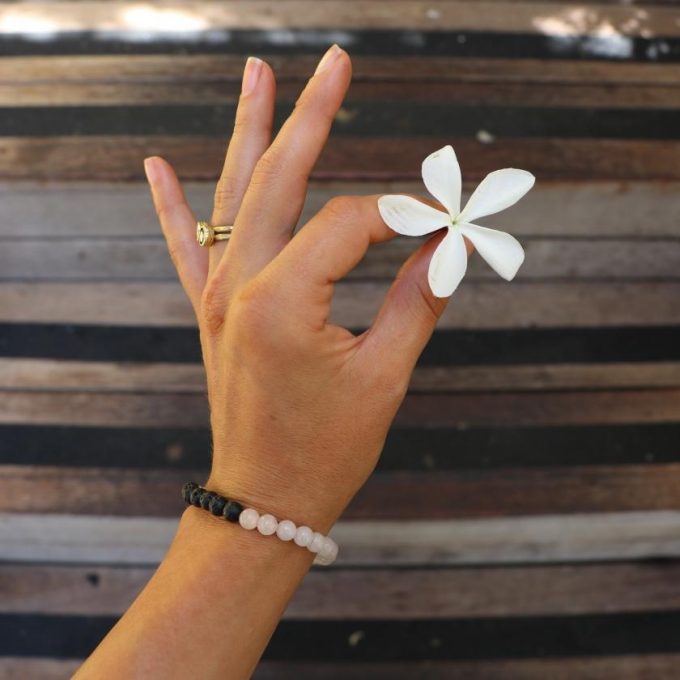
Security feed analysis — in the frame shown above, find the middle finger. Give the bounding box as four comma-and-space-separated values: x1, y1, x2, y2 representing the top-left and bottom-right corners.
218, 44, 352, 283
208, 56, 276, 272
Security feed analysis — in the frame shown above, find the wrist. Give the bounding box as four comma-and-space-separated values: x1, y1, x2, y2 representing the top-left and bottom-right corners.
205, 463, 345, 535
176, 503, 317, 574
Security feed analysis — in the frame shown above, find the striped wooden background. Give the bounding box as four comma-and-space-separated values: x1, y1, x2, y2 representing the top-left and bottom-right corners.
2, 1, 680, 677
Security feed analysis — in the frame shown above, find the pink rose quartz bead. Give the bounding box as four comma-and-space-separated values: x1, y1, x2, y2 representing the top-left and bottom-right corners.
294, 525, 313, 548
314, 553, 331, 566
276, 519, 297, 542
319, 537, 338, 561
308, 531, 325, 554
238, 508, 259, 531
257, 513, 278, 536
313, 537, 339, 566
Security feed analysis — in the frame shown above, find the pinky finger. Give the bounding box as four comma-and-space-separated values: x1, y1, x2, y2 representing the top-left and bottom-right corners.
144, 156, 208, 312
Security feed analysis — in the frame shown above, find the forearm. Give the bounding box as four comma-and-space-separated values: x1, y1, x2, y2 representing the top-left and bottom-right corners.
75, 505, 316, 679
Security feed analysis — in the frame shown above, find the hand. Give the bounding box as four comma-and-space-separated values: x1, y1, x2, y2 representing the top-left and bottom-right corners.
144, 45, 466, 533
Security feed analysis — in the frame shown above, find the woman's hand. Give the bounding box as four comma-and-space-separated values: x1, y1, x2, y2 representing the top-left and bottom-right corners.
144, 45, 461, 533
78, 45, 473, 680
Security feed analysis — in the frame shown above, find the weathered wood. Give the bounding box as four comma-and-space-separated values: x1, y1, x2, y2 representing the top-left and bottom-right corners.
2, 137, 679, 181
3, 656, 680, 680
3, 236, 678, 281
2, 2, 678, 36
3, 281, 680, 329
3, 55, 678, 108
3, 181, 678, 238
5, 55, 679, 86
3, 388, 680, 427
409, 363, 680, 391
0, 0, 680, 36
0, 359, 207, 393
3, 562, 680, 618
254, 656, 680, 679
6, 358, 680, 393
3, 511, 680, 566
3, 464, 680, 519
8, 80, 680, 110
7, 103, 678, 143
395, 390, 680, 427
0, 659, 82, 680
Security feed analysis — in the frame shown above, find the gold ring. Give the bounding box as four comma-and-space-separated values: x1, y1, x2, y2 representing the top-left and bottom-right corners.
196, 221, 233, 247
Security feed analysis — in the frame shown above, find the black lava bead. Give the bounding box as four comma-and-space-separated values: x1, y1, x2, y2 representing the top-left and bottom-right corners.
182, 482, 198, 503
190, 487, 204, 507
200, 492, 215, 510
209, 495, 227, 516
223, 500, 244, 523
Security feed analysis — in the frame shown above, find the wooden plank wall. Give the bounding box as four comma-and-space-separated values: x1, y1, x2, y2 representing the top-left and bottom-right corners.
1, 1, 680, 677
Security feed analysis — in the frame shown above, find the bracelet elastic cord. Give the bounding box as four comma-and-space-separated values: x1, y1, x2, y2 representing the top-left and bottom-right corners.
181, 482, 338, 566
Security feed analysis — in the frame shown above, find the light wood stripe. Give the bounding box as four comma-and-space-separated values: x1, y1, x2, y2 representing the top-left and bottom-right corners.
2, 137, 679, 181
2, 511, 680, 566
3, 237, 679, 281
3, 181, 678, 238
3, 562, 680, 618
0, 0, 680, 37
6, 358, 680, 392
2, 281, 680, 329
3, 55, 679, 108
4, 55, 679, 85
3, 464, 680, 519
1, 2, 678, 37
3, 388, 680, 427
4, 79, 678, 109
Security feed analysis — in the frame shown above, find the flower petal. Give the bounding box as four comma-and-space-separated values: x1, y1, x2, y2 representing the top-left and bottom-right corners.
377, 194, 450, 236
458, 168, 535, 223
428, 227, 468, 298
460, 222, 525, 281
422, 145, 462, 217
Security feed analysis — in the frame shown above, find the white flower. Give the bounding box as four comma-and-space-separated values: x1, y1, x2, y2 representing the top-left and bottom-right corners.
377, 145, 535, 297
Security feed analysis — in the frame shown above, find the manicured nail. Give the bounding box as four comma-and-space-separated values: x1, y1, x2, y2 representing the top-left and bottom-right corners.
143, 156, 160, 184
314, 44, 343, 75
241, 56, 263, 96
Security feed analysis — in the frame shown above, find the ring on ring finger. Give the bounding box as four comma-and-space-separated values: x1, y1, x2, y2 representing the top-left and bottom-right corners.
196, 221, 234, 248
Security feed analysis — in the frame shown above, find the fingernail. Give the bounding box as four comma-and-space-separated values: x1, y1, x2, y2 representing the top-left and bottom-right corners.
241, 56, 263, 96
314, 44, 343, 75
143, 157, 160, 184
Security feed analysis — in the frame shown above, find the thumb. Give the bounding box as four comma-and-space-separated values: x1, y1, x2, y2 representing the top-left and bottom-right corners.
363, 231, 474, 375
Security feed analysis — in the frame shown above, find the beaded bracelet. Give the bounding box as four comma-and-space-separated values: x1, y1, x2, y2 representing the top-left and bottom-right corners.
181, 482, 339, 566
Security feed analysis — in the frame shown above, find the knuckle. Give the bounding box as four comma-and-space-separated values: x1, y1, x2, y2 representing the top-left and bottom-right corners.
322, 195, 360, 223
415, 279, 445, 324
228, 279, 305, 356
250, 151, 284, 187
213, 179, 241, 217
200, 279, 229, 336
371, 365, 410, 409
228, 281, 276, 346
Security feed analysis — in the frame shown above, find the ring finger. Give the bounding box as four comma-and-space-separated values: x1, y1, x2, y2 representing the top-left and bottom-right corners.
208, 56, 276, 272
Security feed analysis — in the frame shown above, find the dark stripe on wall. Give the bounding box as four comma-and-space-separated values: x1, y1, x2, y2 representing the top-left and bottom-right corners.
0, 323, 676, 366
0, 324, 203, 364
2, 30, 679, 62
1, 423, 678, 470
3, 612, 680, 660
3, 104, 680, 140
